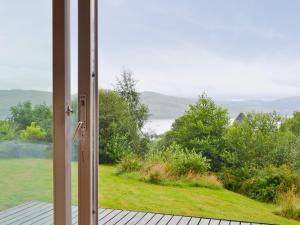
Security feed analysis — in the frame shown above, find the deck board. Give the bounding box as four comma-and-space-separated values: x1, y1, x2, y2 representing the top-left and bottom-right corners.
0, 202, 274, 225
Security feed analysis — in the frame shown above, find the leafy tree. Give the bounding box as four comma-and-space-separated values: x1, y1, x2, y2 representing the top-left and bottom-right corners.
163, 94, 229, 171
223, 112, 298, 170
32, 104, 53, 141
0, 120, 15, 140
10, 101, 34, 130
281, 112, 300, 136
115, 70, 149, 130
99, 90, 141, 163
19, 122, 47, 142
9, 102, 52, 141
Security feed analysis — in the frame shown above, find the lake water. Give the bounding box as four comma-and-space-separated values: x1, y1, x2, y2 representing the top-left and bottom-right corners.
143, 119, 174, 134
143, 118, 235, 135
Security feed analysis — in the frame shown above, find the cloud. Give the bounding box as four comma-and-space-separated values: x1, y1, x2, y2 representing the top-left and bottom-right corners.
100, 44, 300, 99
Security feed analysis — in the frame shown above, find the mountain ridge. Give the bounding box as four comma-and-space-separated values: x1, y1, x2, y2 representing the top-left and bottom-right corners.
1, 89, 300, 120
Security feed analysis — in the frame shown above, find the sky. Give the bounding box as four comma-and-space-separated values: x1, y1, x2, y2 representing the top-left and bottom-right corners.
1, 0, 300, 100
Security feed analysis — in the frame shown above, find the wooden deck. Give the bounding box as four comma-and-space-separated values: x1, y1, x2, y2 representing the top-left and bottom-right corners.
0, 201, 273, 225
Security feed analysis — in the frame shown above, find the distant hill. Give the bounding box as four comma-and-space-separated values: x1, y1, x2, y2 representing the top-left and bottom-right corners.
140, 92, 194, 119
0, 90, 52, 119
1, 90, 300, 120
140, 92, 300, 119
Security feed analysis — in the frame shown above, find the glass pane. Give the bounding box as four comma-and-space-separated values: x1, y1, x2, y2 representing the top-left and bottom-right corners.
71, 0, 79, 221
99, 1, 300, 225
0, 0, 53, 216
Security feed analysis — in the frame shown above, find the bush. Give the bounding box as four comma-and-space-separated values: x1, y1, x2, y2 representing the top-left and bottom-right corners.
117, 153, 142, 174
164, 143, 210, 176
163, 94, 229, 171
117, 143, 215, 188
147, 164, 166, 184
275, 188, 300, 219
240, 165, 300, 202
109, 134, 133, 162
219, 166, 258, 192
19, 122, 47, 142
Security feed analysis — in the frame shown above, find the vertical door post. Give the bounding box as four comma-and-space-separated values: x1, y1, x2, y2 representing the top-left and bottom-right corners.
78, 0, 99, 224
53, 0, 72, 224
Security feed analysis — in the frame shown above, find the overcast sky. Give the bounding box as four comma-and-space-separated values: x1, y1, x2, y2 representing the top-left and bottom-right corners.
1, 0, 300, 100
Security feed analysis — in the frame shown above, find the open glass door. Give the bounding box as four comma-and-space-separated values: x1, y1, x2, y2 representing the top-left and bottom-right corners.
0, 0, 54, 223
53, 0, 98, 224
77, 0, 99, 224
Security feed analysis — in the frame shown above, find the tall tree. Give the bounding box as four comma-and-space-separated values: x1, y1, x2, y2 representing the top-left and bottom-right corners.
99, 90, 139, 163
163, 93, 229, 171
115, 70, 149, 130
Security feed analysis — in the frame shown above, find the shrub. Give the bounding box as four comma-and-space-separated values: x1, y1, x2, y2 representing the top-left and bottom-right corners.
116, 153, 142, 174
147, 164, 167, 184
163, 94, 229, 171
19, 122, 47, 142
109, 134, 133, 162
219, 166, 258, 192
240, 165, 300, 202
164, 143, 210, 176
275, 188, 300, 219
187, 173, 223, 189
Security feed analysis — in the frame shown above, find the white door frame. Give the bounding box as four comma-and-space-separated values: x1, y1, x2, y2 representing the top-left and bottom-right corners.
78, 0, 99, 224
53, 0, 98, 224
53, 0, 72, 224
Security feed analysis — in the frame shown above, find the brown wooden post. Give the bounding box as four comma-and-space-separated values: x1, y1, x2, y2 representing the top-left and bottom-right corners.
53, 0, 72, 224
78, 0, 99, 224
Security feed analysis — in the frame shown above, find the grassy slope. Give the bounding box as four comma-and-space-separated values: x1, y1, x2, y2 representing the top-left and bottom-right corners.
0, 159, 299, 225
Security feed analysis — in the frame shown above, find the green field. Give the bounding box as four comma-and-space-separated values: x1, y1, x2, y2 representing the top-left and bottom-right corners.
0, 159, 299, 225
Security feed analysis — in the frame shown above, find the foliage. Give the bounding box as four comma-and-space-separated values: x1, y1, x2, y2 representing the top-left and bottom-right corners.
281, 112, 300, 136
221, 165, 300, 203
0, 120, 15, 140
108, 134, 134, 162
223, 112, 298, 170
240, 165, 300, 203
19, 122, 47, 142
163, 93, 229, 171
10, 101, 34, 130
275, 188, 300, 220
115, 69, 149, 130
116, 153, 142, 173
9, 102, 52, 142
99, 90, 145, 163
162, 143, 210, 176
32, 104, 52, 142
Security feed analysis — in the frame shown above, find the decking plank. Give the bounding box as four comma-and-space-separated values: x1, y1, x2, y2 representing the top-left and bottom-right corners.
167, 216, 182, 225
178, 217, 192, 225
0, 201, 37, 220
230, 222, 240, 225
126, 212, 147, 225
230, 221, 241, 225
114, 211, 139, 225
156, 214, 173, 225
105, 210, 130, 225
100, 209, 123, 224
209, 219, 220, 225
0, 202, 49, 224
0, 202, 272, 225
146, 214, 164, 225
0, 201, 41, 221
135, 213, 155, 225
219, 221, 230, 225
188, 217, 201, 225
8, 203, 52, 224
199, 218, 210, 225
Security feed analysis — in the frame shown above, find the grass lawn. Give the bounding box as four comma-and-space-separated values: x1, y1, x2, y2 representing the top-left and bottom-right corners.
0, 159, 299, 225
